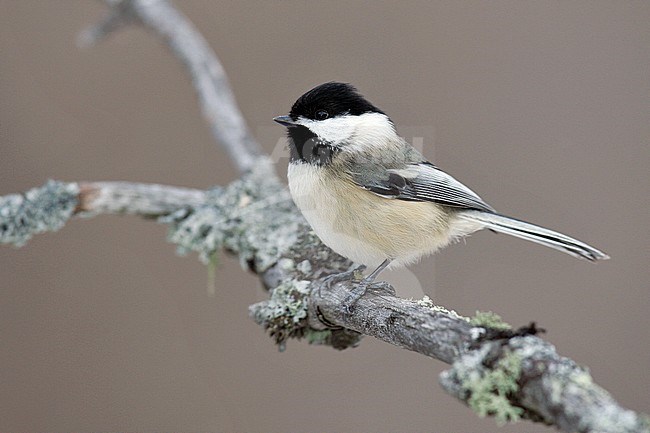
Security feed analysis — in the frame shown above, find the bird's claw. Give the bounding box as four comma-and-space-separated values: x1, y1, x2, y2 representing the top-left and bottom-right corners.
341, 277, 373, 317
317, 265, 366, 297
317, 265, 393, 322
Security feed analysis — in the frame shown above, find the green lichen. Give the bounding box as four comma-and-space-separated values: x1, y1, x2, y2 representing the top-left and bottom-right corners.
248, 279, 312, 350
304, 328, 364, 350
463, 350, 524, 424
304, 329, 332, 345
0, 180, 79, 247
470, 311, 512, 331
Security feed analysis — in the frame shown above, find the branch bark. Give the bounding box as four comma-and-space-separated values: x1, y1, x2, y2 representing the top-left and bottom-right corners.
4, 173, 646, 432
2, 1, 647, 432
76, 181, 206, 216
309, 276, 646, 432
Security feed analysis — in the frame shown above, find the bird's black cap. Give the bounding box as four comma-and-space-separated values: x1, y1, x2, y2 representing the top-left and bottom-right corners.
289, 82, 384, 120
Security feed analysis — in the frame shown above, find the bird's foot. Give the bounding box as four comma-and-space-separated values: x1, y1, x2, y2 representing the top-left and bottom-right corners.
317, 265, 366, 297
341, 277, 395, 316
341, 278, 370, 315
318, 265, 395, 321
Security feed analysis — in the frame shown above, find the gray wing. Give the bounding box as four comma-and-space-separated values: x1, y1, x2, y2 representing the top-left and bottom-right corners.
353, 162, 496, 213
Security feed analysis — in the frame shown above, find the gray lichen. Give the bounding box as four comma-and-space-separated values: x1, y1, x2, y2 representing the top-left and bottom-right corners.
442, 345, 524, 425
160, 162, 304, 273
296, 259, 312, 275
0, 180, 79, 246
440, 335, 650, 432
248, 227, 361, 350
508, 337, 647, 432
249, 273, 365, 351
249, 279, 312, 350
158, 162, 359, 351
416, 295, 469, 322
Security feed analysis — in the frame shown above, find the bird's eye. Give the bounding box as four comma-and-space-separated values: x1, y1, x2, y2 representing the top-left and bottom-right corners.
315, 110, 329, 120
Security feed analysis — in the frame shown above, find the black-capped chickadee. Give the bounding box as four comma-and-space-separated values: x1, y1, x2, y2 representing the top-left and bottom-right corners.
274, 82, 608, 301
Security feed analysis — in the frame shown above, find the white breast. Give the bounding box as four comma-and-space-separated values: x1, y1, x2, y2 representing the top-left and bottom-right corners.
288, 162, 385, 266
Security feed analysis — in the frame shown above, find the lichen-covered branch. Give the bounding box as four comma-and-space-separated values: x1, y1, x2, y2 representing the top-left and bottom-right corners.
80, 0, 264, 174
0, 181, 79, 246
163, 165, 649, 433
0, 180, 205, 247
2, 169, 648, 432
2, 0, 646, 431
440, 337, 649, 432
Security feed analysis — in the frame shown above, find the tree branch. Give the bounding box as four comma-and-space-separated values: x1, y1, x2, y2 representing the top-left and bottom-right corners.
0, 181, 206, 246
2, 173, 648, 432
310, 277, 647, 431
76, 181, 206, 217
2, 1, 647, 432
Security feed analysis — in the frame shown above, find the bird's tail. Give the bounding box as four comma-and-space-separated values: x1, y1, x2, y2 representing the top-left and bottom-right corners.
458, 210, 609, 262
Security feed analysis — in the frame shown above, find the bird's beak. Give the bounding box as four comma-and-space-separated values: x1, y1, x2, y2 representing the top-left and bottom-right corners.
273, 115, 298, 127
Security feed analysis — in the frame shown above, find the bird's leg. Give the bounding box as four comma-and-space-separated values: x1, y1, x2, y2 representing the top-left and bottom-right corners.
317, 265, 366, 297
342, 258, 392, 313
365, 258, 392, 282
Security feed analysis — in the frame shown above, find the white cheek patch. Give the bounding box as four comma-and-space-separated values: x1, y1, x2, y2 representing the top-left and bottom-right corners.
297, 112, 398, 162
299, 115, 356, 144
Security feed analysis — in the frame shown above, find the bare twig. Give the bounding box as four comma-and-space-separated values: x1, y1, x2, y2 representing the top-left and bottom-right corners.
76, 181, 206, 216
80, 0, 264, 173
77, 0, 134, 47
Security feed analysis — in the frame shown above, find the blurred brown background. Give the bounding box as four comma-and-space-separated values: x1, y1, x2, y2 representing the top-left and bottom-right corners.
1, 1, 648, 432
